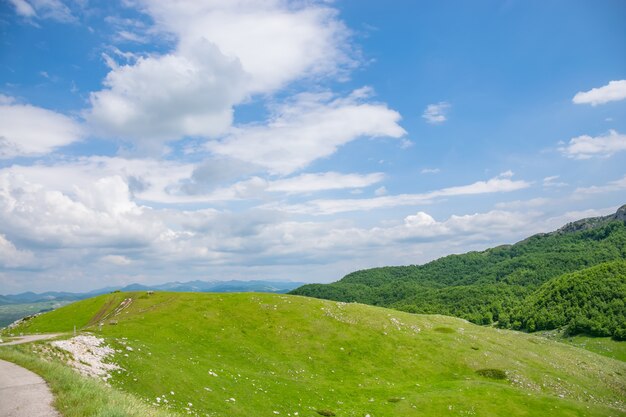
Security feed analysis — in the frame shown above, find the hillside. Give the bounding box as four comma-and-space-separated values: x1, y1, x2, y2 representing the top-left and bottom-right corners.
291, 205, 626, 330
510, 260, 626, 338
0, 280, 304, 327
2, 292, 625, 417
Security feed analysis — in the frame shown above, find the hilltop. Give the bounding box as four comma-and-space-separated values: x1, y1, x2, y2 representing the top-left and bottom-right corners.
291, 205, 626, 337
2, 292, 625, 417
0, 280, 304, 327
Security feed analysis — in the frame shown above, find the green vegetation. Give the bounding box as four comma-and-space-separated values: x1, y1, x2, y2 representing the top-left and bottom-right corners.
291, 212, 626, 337
510, 260, 626, 338
4, 291, 626, 417
0, 343, 178, 417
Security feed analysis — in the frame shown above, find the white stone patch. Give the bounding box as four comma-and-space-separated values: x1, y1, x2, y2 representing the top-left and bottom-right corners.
51, 334, 121, 382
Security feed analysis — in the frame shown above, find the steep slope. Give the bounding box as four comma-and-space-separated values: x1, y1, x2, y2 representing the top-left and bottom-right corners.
3, 292, 625, 417
291, 205, 626, 326
510, 260, 626, 338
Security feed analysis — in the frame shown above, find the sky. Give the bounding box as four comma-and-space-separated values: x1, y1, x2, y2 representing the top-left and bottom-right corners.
0, 0, 625, 294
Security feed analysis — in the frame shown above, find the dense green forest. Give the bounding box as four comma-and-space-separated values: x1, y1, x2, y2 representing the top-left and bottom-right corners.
510, 260, 626, 339
292, 206, 626, 338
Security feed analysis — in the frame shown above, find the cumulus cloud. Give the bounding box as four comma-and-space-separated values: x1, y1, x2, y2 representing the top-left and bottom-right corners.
86, 0, 358, 152
0, 234, 35, 268
422, 101, 450, 124
0, 173, 159, 248
269, 173, 531, 215
559, 130, 626, 159
0, 100, 82, 158
86, 40, 248, 149
573, 80, 626, 106
208, 88, 406, 174
132, 0, 354, 93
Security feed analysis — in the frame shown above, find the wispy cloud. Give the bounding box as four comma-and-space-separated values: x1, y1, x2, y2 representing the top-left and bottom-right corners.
421, 168, 441, 174
543, 175, 568, 188
422, 101, 450, 124
268, 172, 530, 215
9, 0, 75, 22
574, 175, 626, 195
573, 80, 626, 106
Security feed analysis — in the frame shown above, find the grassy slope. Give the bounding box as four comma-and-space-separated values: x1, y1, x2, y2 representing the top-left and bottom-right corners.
4, 292, 626, 417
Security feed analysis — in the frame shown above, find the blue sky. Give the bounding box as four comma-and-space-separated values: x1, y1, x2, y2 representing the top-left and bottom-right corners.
0, 0, 625, 293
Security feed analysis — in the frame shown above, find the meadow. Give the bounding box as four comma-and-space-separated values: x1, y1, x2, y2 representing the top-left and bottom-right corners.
3, 291, 625, 417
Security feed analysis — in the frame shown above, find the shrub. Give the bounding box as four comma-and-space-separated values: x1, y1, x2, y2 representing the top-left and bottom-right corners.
475, 368, 507, 380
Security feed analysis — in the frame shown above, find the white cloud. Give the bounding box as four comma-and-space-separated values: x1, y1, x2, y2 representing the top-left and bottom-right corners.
9, 0, 75, 22
573, 80, 626, 106
0, 173, 160, 249
86, 0, 359, 152
8, 0, 36, 18
269, 173, 531, 215
86, 40, 248, 150
0, 95, 15, 105
495, 197, 551, 209
542, 175, 568, 188
0, 234, 35, 268
101, 255, 132, 266
133, 0, 354, 93
208, 89, 405, 175
421, 168, 441, 174
574, 175, 626, 195
4, 158, 387, 206
0, 100, 82, 158
559, 130, 626, 159
268, 172, 384, 194
422, 101, 450, 124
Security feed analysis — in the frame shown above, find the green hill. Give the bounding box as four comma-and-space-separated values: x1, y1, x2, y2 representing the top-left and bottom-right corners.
291, 206, 626, 331
3, 292, 625, 417
510, 260, 626, 338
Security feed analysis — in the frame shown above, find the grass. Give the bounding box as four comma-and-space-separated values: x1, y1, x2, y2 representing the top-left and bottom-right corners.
0, 343, 179, 417
536, 329, 626, 362
4, 291, 626, 417
562, 335, 626, 362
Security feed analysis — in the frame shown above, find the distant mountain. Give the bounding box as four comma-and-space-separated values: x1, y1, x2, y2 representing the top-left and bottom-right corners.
291, 205, 626, 337
0, 280, 306, 306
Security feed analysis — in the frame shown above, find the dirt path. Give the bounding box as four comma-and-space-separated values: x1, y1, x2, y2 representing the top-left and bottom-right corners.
0, 334, 63, 416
